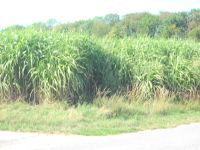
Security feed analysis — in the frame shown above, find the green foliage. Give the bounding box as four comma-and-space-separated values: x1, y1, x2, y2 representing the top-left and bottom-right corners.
188, 26, 200, 41
52, 23, 69, 33
91, 21, 111, 37
0, 29, 131, 103
99, 37, 200, 98
104, 14, 120, 26
0, 30, 97, 103
23, 10, 199, 39
108, 13, 160, 38
159, 12, 188, 38
2, 25, 25, 31
190, 9, 200, 23
28, 22, 50, 31
0, 28, 200, 104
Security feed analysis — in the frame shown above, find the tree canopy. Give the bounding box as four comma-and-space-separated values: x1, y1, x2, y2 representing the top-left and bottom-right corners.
2, 9, 200, 40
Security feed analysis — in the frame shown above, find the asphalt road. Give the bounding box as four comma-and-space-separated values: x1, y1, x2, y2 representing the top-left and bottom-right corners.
0, 123, 200, 150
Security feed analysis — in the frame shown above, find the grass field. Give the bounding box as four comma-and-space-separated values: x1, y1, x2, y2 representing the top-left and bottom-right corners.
0, 97, 200, 136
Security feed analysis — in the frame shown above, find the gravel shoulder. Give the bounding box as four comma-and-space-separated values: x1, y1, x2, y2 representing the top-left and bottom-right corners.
0, 123, 200, 150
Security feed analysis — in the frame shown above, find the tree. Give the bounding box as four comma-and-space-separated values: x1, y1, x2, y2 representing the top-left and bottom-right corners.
188, 9, 200, 31
104, 14, 120, 26
92, 21, 111, 37
65, 20, 94, 34
109, 13, 159, 38
188, 26, 200, 41
53, 24, 69, 33
46, 18, 58, 27
29, 22, 49, 31
159, 12, 189, 38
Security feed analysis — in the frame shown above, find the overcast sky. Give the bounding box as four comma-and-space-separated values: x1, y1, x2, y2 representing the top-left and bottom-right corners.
0, 0, 199, 28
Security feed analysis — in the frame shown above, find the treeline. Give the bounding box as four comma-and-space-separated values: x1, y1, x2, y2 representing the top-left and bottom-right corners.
3, 9, 200, 41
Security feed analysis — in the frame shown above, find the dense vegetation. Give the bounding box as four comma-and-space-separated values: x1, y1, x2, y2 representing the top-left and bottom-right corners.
3, 9, 200, 41
0, 27, 200, 104
0, 9, 200, 104
1, 9, 200, 136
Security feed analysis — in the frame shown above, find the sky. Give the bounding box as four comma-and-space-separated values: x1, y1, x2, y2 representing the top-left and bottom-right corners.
0, 0, 199, 28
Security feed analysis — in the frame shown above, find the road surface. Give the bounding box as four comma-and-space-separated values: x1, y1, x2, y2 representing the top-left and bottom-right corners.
0, 123, 200, 150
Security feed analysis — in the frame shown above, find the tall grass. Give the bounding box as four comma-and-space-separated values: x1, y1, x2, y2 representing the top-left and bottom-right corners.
0, 29, 200, 103
0, 30, 94, 103
0, 29, 129, 103
99, 37, 200, 100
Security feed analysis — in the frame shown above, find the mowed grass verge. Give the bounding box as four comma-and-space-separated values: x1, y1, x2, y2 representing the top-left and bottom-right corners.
0, 98, 200, 136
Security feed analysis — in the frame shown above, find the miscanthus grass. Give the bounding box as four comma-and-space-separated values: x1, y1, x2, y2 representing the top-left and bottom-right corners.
0, 29, 200, 104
